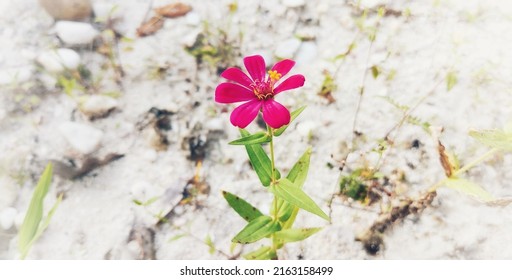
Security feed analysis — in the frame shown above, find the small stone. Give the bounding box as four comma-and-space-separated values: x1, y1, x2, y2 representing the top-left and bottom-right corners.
39, 0, 92, 20
130, 182, 150, 199
282, 0, 306, 8
36, 48, 81, 73
0, 67, 32, 86
295, 42, 317, 65
205, 118, 225, 131
185, 12, 201, 26
80, 95, 118, 119
274, 38, 301, 59
55, 21, 99, 45
58, 122, 103, 155
0, 207, 18, 231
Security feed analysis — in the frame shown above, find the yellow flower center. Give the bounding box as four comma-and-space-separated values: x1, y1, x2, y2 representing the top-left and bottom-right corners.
268, 70, 282, 81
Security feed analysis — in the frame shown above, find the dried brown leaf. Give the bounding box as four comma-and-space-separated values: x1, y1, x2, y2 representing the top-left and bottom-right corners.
154, 3, 192, 18
438, 140, 453, 177
137, 16, 164, 37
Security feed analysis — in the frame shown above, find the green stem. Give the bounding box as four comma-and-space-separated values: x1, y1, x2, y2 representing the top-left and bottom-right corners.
267, 126, 279, 254
428, 148, 499, 192
268, 126, 276, 182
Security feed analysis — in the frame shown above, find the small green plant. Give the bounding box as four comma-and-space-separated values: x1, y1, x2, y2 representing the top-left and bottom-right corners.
18, 163, 62, 259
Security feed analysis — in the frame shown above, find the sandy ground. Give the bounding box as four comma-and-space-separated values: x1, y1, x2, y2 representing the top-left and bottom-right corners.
1, 0, 512, 259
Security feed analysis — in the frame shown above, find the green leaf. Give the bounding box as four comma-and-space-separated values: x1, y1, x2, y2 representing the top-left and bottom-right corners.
271, 178, 329, 221
18, 163, 54, 259
274, 106, 306, 137
222, 191, 263, 222
168, 234, 187, 243
243, 246, 276, 260
229, 132, 271, 145
445, 178, 494, 202
272, 148, 312, 225
274, 227, 322, 243
232, 215, 281, 244
286, 147, 311, 188
371, 65, 380, 79
446, 71, 457, 91
240, 129, 273, 186
205, 235, 215, 255
469, 129, 512, 151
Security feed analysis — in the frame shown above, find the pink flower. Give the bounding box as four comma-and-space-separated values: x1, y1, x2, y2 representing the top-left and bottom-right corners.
215, 55, 305, 129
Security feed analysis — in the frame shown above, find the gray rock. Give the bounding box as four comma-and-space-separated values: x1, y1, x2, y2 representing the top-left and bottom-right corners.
39, 0, 92, 21
55, 21, 99, 45
58, 122, 103, 155
185, 12, 201, 26
36, 48, 81, 73
274, 38, 301, 59
295, 41, 318, 65
80, 95, 118, 119
0, 67, 32, 86
0, 207, 18, 231
282, 0, 306, 8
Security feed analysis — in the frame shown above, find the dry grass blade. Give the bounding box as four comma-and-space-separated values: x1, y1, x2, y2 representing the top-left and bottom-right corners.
154, 3, 192, 18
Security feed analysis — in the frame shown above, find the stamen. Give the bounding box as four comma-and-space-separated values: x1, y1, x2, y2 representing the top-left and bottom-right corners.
268, 70, 282, 81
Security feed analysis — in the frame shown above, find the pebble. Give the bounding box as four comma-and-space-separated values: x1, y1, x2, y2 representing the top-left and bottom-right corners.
295, 42, 318, 65
185, 12, 201, 26
36, 48, 81, 73
39, 0, 92, 20
80, 95, 118, 119
0, 67, 32, 86
58, 122, 104, 155
205, 118, 225, 131
55, 21, 99, 45
130, 182, 150, 199
0, 207, 18, 231
274, 38, 301, 59
282, 0, 306, 8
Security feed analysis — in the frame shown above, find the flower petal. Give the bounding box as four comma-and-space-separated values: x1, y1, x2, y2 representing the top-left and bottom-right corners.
262, 99, 291, 129
221, 67, 253, 88
271, 59, 295, 77
230, 99, 262, 128
273, 74, 305, 95
215, 83, 256, 104
243, 55, 266, 82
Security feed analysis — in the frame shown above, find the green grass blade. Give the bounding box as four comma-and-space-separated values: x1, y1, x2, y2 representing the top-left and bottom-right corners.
222, 191, 263, 222
18, 163, 53, 258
